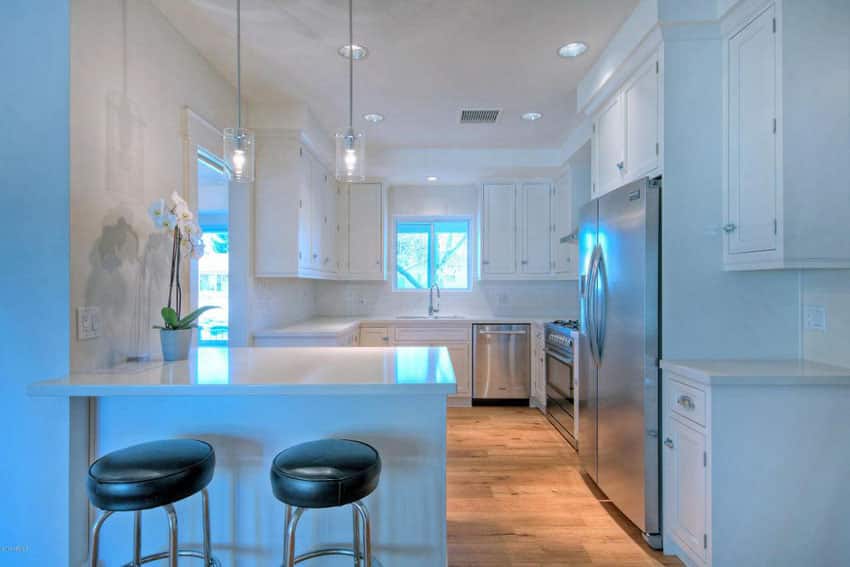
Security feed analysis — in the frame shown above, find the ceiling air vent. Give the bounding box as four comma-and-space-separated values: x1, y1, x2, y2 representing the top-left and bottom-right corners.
459, 109, 501, 124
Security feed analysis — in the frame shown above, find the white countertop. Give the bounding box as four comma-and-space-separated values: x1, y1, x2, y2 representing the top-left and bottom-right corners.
661, 358, 850, 386
253, 315, 563, 338
28, 346, 457, 397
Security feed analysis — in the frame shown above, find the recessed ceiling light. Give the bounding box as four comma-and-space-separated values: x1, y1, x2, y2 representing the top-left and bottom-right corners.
521, 112, 543, 121
557, 42, 588, 58
363, 113, 384, 123
427, 176, 438, 182
338, 44, 369, 60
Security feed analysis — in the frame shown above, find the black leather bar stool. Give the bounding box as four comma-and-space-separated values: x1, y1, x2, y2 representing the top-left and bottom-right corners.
270, 439, 381, 567
86, 439, 220, 567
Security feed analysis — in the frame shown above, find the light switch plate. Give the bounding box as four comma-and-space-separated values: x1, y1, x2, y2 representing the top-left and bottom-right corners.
804, 305, 826, 332
77, 306, 101, 340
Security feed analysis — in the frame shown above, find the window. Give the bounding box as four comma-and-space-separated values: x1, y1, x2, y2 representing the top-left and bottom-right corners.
395, 218, 470, 290
196, 151, 229, 345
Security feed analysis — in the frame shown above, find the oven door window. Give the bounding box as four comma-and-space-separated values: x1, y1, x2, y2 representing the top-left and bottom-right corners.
546, 353, 575, 418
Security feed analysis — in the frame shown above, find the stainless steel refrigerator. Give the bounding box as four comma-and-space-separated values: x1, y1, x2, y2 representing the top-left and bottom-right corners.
578, 177, 661, 548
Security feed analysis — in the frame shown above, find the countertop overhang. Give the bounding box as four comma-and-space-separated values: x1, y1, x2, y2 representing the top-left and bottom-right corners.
28, 346, 458, 397
661, 358, 850, 386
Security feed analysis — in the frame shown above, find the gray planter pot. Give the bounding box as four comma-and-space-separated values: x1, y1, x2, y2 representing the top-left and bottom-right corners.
160, 328, 193, 361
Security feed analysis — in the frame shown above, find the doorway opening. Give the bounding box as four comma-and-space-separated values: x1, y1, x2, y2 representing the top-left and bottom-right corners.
196, 150, 229, 345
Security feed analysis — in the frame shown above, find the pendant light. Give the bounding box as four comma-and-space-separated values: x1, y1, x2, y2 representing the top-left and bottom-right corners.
224, 0, 255, 183
335, 0, 366, 181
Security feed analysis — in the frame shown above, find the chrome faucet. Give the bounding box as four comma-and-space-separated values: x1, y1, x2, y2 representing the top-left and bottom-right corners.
428, 283, 441, 317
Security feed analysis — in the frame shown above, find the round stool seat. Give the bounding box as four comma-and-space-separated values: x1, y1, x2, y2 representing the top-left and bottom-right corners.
271, 439, 381, 508
87, 439, 215, 511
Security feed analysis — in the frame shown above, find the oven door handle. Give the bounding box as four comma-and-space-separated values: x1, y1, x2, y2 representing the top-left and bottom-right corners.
544, 349, 574, 366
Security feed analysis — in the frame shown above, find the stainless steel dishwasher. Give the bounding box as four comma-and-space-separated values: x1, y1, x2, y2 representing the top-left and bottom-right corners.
472, 324, 531, 400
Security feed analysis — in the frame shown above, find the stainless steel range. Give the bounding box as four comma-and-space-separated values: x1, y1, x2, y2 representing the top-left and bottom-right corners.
544, 320, 578, 448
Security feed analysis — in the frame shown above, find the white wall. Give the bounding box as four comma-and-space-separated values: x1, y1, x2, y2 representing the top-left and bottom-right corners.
70, 0, 238, 368
0, 1, 73, 564
660, 25, 801, 359
314, 185, 577, 318
802, 271, 850, 368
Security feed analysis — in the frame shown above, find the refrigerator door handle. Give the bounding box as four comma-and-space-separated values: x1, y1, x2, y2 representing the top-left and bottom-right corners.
586, 246, 602, 366
595, 250, 608, 360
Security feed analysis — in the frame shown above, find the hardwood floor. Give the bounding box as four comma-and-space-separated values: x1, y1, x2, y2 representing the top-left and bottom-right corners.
447, 407, 682, 566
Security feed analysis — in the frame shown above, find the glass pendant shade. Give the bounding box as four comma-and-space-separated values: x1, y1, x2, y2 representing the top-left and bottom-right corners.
335, 128, 365, 181
224, 127, 255, 183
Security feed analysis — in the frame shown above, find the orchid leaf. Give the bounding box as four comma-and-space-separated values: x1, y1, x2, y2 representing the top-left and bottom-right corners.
175, 306, 218, 329
161, 307, 180, 328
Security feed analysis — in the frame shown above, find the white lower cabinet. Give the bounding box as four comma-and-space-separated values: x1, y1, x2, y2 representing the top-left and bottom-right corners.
664, 415, 708, 564
361, 323, 472, 404
358, 326, 391, 347
530, 323, 546, 408
663, 372, 710, 566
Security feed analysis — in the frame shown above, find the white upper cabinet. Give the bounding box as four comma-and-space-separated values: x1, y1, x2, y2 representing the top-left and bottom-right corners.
592, 50, 662, 199
592, 95, 625, 197
552, 171, 578, 278
727, 5, 777, 257
519, 183, 552, 275
255, 131, 335, 279
624, 56, 661, 181
722, 2, 850, 270
481, 182, 574, 280
481, 184, 517, 275
343, 182, 386, 279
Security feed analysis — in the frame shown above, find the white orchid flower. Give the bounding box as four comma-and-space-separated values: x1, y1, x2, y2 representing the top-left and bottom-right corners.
148, 198, 166, 228
190, 239, 206, 260
171, 191, 188, 209
160, 211, 178, 232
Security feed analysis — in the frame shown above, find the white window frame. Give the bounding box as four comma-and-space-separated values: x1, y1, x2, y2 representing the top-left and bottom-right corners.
392, 215, 474, 292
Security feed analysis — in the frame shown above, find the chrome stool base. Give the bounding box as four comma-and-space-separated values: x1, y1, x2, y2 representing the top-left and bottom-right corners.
91, 488, 219, 567
282, 500, 376, 567
121, 550, 222, 567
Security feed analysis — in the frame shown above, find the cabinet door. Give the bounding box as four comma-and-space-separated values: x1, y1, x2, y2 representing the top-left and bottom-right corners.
297, 148, 312, 269
727, 5, 777, 255
519, 183, 552, 274
664, 417, 708, 561
336, 183, 349, 273
444, 343, 471, 397
593, 94, 625, 197
322, 171, 337, 273
482, 184, 517, 275
624, 55, 660, 180
552, 173, 576, 276
348, 183, 383, 275
309, 154, 324, 268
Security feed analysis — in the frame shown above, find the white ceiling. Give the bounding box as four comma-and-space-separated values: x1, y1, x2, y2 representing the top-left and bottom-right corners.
154, 0, 638, 150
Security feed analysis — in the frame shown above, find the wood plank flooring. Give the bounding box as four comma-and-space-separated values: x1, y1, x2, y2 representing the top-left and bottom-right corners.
447, 407, 682, 566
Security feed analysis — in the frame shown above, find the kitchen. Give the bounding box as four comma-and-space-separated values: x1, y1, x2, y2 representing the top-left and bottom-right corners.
3, 1, 850, 567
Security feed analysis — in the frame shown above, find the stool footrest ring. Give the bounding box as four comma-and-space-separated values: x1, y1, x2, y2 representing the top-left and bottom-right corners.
285, 547, 383, 566
121, 549, 221, 567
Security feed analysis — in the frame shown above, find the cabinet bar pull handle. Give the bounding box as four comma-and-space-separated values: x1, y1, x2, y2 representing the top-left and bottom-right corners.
664, 438, 674, 449
677, 395, 695, 410
722, 223, 737, 233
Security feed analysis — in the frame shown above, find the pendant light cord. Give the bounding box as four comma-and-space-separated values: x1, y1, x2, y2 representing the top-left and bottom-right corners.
237, 0, 242, 130
349, 0, 353, 131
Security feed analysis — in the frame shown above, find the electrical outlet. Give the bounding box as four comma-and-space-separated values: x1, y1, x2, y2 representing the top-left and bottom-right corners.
804, 305, 826, 332
77, 306, 101, 340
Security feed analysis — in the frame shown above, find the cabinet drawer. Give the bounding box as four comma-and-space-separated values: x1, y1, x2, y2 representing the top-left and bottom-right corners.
394, 326, 470, 343
359, 327, 391, 346
668, 378, 706, 427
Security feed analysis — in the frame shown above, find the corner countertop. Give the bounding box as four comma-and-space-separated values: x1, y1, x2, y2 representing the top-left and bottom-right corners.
253, 316, 565, 339
660, 358, 850, 386
28, 346, 457, 397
